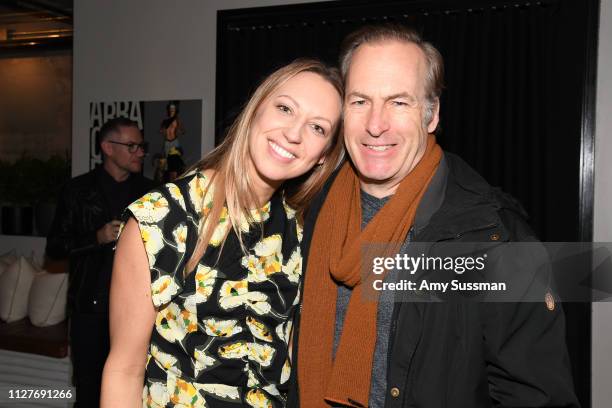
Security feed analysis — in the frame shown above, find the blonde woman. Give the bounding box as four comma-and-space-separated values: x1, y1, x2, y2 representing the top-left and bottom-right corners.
100, 59, 343, 407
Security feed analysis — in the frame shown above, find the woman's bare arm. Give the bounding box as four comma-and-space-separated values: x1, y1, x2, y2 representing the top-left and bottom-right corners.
100, 218, 156, 407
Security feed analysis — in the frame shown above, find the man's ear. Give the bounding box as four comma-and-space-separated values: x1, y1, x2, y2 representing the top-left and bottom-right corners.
427, 99, 440, 134
100, 139, 112, 157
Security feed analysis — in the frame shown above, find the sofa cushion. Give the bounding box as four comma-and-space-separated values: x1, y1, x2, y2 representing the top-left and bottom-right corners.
28, 271, 68, 327
0, 250, 18, 278
0, 257, 38, 323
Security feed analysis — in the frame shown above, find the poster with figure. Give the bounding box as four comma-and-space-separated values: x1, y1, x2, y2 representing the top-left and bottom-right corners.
89, 99, 202, 183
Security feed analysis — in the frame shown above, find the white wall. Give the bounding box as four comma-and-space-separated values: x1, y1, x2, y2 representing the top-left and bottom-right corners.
592, 0, 612, 406
73, 0, 323, 177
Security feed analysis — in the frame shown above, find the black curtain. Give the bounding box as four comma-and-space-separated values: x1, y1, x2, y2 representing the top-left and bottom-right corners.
217, 0, 597, 405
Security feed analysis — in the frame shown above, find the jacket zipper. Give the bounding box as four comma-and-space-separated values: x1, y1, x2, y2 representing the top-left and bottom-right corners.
385, 221, 499, 406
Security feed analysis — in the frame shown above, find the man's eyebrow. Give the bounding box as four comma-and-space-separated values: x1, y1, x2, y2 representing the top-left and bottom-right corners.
277, 94, 300, 108
346, 91, 370, 100
386, 92, 418, 102
346, 91, 418, 102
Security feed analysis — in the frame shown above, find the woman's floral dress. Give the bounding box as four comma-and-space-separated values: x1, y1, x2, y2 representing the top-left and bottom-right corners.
123, 171, 303, 408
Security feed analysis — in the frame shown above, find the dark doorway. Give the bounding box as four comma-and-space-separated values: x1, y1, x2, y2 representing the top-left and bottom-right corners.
216, 1, 598, 405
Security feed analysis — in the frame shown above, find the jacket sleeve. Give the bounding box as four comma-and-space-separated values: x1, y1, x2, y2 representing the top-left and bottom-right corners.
482, 302, 579, 407
45, 183, 99, 259
481, 240, 580, 407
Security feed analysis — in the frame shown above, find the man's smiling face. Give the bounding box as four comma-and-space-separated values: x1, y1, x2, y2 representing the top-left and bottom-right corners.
343, 40, 439, 198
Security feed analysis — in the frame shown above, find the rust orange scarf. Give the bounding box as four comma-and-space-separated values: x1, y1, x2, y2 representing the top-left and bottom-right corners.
298, 135, 442, 407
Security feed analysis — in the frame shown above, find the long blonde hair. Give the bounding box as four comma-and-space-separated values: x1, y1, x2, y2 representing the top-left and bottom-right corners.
185, 59, 344, 274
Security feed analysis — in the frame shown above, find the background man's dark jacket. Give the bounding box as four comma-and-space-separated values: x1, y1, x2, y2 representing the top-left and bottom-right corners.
288, 153, 579, 408
46, 167, 154, 313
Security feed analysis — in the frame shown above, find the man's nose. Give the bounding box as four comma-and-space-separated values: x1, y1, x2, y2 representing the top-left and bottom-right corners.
366, 105, 390, 137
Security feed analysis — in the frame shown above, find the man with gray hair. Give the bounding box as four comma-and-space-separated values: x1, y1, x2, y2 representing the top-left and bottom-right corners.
292, 24, 579, 408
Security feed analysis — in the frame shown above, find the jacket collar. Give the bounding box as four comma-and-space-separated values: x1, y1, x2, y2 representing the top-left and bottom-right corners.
413, 154, 449, 234
414, 152, 528, 242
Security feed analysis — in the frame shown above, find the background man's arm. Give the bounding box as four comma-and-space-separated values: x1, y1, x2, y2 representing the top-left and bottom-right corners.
45, 184, 99, 259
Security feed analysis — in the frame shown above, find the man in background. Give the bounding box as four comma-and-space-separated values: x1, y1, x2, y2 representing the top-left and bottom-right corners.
46, 117, 154, 407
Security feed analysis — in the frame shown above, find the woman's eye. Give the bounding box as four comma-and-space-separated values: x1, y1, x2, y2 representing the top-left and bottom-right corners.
311, 124, 326, 135
277, 104, 292, 114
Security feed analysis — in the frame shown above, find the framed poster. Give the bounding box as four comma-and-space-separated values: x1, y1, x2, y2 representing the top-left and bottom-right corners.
89, 99, 202, 183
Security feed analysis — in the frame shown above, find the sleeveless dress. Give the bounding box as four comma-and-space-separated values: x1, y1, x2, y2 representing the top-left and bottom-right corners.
123, 171, 303, 408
